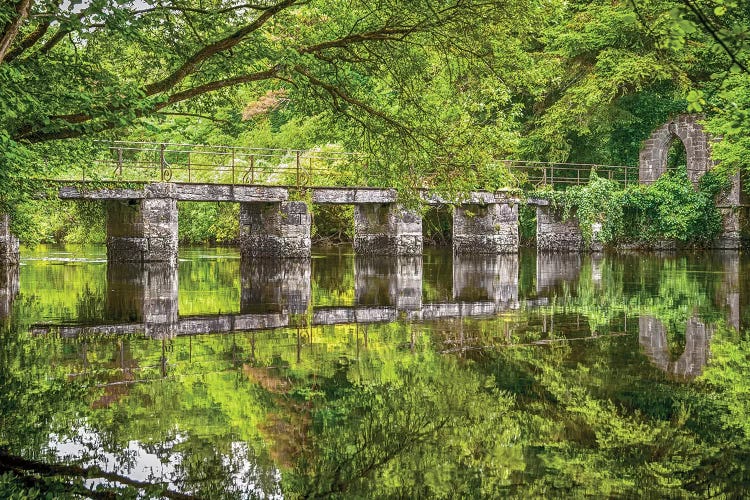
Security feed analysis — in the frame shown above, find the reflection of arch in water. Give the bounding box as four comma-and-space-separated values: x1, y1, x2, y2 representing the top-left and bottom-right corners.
638, 315, 712, 380
0, 264, 19, 318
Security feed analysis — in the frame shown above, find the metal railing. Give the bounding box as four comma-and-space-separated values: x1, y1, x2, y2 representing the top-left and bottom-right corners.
498, 160, 640, 188
58, 141, 365, 188
46, 141, 641, 190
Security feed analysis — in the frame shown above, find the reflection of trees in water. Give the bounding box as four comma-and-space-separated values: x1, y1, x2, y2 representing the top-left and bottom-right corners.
638, 315, 712, 380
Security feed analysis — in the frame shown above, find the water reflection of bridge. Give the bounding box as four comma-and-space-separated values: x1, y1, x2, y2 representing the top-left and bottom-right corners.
26, 254, 521, 339
2, 251, 745, 380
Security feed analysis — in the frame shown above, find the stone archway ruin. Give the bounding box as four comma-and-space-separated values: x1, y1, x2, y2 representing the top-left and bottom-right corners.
639, 114, 711, 185
639, 114, 744, 248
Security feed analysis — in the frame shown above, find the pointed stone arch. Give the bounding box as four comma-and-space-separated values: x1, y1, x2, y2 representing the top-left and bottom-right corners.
638, 114, 711, 185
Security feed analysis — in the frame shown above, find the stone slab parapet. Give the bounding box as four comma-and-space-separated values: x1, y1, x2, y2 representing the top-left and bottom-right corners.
312, 188, 397, 204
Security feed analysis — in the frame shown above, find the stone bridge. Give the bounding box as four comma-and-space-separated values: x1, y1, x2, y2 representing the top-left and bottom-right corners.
0, 113, 745, 265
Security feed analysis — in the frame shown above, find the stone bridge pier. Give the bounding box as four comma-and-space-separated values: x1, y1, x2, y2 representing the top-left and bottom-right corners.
638, 315, 712, 380
354, 204, 422, 256
240, 258, 311, 314
105, 184, 178, 263
536, 205, 588, 252
239, 201, 311, 259
0, 215, 19, 265
354, 256, 423, 311
452, 194, 519, 254
106, 263, 178, 339
453, 254, 518, 305
0, 264, 19, 319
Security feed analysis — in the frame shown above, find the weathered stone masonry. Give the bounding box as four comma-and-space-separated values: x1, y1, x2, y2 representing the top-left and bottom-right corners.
105, 183, 179, 263
536, 205, 586, 252
453, 196, 519, 254
639, 114, 744, 248
353, 204, 423, 256
239, 201, 312, 259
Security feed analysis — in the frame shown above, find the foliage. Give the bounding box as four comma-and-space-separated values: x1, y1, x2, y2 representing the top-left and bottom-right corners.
539, 167, 726, 245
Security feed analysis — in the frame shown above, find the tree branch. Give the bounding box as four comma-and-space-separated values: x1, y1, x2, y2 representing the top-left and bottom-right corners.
4, 18, 49, 62
17, 67, 282, 142
293, 64, 412, 136
0, 0, 34, 64
681, 0, 749, 74
143, 0, 297, 96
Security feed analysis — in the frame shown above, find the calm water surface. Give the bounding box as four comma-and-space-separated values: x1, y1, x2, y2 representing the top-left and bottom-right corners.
1, 245, 749, 498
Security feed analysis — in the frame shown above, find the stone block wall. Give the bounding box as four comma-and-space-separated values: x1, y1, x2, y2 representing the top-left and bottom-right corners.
639, 114, 711, 185
453, 201, 518, 254
536, 206, 586, 252
239, 201, 311, 258
0, 214, 19, 265
106, 183, 178, 263
353, 203, 422, 255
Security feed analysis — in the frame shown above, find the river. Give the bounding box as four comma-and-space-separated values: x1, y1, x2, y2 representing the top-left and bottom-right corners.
0, 245, 748, 497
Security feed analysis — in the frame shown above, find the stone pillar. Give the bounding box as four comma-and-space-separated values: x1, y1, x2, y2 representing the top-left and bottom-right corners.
0, 264, 19, 318
106, 183, 178, 263
106, 262, 178, 338
241, 258, 311, 314
353, 204, 422, 256
453, 201, 518, 254
0, 214, 20, 265
715, 172, 743, 249
354, 256, 423, 310
453, 254, 518, 306
239, 201, 311, 258
536, 206, 585, 252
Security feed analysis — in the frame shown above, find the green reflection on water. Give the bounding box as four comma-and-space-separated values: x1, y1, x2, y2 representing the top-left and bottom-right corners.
1, 246, 749, 498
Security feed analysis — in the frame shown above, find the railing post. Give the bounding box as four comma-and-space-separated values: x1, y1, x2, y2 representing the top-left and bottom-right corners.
117, 147, 123, 176
187, 152, 191, 183
577, 168, 580, 185
160, 143, 166, 181
624, 166, 628, 187
231, 148, 236, 186
550, 164, 554, 187
250, 154, 255, 184
296, 150, 301, 188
